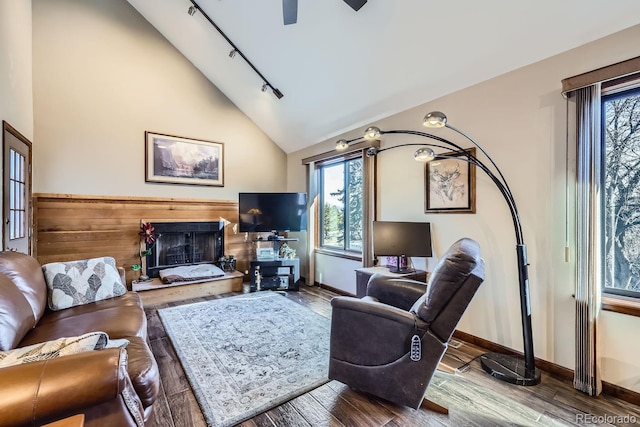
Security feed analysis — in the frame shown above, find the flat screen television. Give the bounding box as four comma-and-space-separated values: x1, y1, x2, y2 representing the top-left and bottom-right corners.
239, 192, 308, 233
373, 221, 432, 273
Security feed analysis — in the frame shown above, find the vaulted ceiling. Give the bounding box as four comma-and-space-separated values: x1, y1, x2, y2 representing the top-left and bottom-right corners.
127, 0, 640, 153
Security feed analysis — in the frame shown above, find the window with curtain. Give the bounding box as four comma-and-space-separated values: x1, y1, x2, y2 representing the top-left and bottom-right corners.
318, 156, 363, 253
602, 83, 640, 299
564, 56, 640, 395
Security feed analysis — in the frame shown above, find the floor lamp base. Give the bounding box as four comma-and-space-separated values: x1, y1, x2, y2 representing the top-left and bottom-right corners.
480, 352, 541, 386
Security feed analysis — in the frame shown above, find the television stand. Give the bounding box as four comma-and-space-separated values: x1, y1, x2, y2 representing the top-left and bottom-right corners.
250, 258, 300, 292
252, 236, 298, 259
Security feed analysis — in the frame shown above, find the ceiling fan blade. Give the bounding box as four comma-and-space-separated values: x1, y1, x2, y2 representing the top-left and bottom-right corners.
343, 0, 367, 12
283, 0, 298, 25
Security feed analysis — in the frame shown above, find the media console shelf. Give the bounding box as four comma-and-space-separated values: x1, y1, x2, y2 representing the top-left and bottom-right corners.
250, 258, 300, 292
252, 236, 298, 255
249, 236, 301, 292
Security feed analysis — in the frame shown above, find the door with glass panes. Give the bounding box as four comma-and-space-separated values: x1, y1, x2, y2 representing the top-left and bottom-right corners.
2, 121, 32, 254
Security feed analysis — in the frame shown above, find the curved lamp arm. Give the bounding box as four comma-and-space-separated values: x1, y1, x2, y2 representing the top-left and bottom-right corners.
434, 149, 522, 244
383, 129, 521, 228
367, 130, 524, 244
423, 111, 518, 205
445, 124, 517, 203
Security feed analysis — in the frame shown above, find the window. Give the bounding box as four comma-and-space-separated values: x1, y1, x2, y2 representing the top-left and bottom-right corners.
602, 84, 640, 298
9, 148, 26, 240
319, 157, 363, 252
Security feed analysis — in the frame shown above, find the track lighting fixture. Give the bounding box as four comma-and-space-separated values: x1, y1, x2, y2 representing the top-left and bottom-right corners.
186, 0, 284, 99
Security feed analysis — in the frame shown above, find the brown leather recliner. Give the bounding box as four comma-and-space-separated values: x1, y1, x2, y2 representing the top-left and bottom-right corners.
329, 238, 485, 410
0, 251, 160, 427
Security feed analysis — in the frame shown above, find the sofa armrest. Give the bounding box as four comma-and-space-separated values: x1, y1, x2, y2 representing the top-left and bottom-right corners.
0, 348, 144, 427
366, 274, 427, 310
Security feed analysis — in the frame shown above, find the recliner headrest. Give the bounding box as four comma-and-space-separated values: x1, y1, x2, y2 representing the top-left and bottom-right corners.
412, 238, 484, 324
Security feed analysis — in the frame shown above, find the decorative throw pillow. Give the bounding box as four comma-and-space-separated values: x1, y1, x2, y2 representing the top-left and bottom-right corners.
42, 256, 127, 311
0, 331, 129, 368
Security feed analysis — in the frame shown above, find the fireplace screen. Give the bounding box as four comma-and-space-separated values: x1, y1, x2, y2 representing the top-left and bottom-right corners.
146, 221, 224, 278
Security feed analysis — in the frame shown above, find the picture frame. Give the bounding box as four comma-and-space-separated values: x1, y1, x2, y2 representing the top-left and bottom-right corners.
425, 147, 476, 213
145, 132, 224, 187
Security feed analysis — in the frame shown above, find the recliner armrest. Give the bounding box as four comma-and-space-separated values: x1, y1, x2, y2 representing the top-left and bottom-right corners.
332, 295, 418, 325
366, 274, 427, 310
330, 296, 429, 366
0, 348, 144, 427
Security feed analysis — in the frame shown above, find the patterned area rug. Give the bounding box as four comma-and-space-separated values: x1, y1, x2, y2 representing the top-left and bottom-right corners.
158, 292, 330, 427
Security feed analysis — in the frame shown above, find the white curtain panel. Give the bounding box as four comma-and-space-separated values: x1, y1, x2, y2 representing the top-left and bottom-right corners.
306, 162, 318, 285
573, 84, 603, 396
361, 154, 376, 267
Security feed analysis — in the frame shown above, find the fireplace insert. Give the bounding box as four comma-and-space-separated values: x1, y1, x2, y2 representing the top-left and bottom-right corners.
145, 221, 224, 278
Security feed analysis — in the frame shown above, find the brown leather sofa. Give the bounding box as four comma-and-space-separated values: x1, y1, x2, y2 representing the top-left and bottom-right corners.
0, 252, 160, 427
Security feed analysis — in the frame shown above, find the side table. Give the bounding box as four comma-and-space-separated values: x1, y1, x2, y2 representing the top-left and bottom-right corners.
355, 266, 428, 297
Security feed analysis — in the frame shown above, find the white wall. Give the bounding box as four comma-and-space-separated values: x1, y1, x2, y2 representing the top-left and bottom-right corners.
0, 0, 33, 139
599, 311, 640, 391
32, 0, 286, 199
288, 24, 640, 392
315, 253, 358, 295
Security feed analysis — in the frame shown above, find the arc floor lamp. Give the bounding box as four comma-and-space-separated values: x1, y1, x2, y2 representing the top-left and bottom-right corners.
336, 111, 541, 386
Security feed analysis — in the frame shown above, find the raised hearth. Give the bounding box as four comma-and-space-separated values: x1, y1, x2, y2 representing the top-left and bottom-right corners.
132, 271, 244, 306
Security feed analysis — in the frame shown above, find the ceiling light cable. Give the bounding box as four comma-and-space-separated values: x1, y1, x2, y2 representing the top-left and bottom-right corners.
187, 0, 284, 99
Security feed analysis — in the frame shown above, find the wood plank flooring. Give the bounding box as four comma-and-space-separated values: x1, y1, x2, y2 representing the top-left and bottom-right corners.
144, 285, 640, 427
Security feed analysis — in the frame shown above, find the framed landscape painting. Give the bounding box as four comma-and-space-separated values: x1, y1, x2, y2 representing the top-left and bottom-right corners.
145, 132, 224, 187
425, 148, 476, 213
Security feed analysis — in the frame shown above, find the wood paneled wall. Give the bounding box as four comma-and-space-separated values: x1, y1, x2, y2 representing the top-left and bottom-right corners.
33, 193, 253, 285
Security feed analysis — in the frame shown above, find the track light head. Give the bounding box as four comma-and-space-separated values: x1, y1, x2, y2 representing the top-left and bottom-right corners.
188, 5, 197, 16
229, 49, 237, 58
272, 88, 284, 99
261, 83, 269, 92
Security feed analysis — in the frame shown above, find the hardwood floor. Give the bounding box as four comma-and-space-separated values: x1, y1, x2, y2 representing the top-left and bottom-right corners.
144, 285, 640, 427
